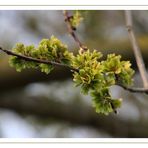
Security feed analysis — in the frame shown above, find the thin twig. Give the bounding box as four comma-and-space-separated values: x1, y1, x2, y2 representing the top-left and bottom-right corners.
117, 83, 148, 94
63, 10, 87, 52
125, 10, 148, 88
0, 47, 78, 72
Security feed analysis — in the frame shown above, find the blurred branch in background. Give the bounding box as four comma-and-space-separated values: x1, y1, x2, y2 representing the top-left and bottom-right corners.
0, 80, 148, 138
0, 62, 72, 93
125, 10, 148, 88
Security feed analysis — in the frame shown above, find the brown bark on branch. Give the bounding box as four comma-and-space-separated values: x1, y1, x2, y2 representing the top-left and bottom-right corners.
0, 47, 77, 72
117, 83, 148, 94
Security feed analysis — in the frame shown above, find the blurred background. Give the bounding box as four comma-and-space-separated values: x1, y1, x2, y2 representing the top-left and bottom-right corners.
0, 10, 148, 138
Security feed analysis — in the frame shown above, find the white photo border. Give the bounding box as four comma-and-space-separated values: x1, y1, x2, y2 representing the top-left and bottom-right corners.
0, 1, 148, 146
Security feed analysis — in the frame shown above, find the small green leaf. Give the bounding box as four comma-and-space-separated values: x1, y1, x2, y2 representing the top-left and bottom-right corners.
81, 84, 90, 95
70, 11, 83, 28
39, 64, 54, 74
111, 99, 122, 109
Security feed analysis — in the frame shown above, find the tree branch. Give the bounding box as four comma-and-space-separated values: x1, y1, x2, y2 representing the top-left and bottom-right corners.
0, 47, 78, 72
1, 43, 148, 94
116, 83, 148, 94
63, 10, 87, 52
2, 47, 148, 95
63, 10, 148, 94
125, 10, 148, 88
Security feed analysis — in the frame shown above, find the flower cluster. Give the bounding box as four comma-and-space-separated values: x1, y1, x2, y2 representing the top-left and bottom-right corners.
69, 11, 83, 29
9, 36, 134, 115
72, 51, 134, 114
9, 36, 73, 74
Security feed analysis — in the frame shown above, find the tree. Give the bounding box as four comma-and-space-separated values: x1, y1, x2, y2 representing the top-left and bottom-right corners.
0, 10, 148, 116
